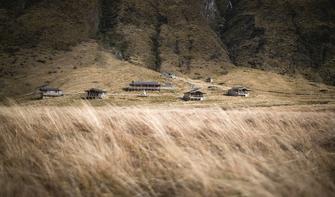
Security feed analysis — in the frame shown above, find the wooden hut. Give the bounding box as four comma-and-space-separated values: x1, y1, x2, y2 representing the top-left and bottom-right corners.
227, 86, 250, 97
138, 90, 148, 97
183, 89, 206, 101
161, 72, 176, 79
85, 88, 107, 99
39, 86, 63, 99
206, 77, 213, 83
126, 81, 161, 91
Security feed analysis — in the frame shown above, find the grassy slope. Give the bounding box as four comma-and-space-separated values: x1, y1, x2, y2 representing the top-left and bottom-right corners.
1, 0, 334, 84
0, 41, 334, 107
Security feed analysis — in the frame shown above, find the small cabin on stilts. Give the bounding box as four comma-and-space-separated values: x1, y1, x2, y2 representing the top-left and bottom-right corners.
161, 72, 176, 79
183, 89, 206, 101
125, 81, 161, 91
206, 77, 214, 83
227, 86, 250, 97
39, 86, 64, 99
85, 88, 107, 99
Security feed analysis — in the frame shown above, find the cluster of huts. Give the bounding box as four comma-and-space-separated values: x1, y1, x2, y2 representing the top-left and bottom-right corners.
39, 86, 107, 99
182, 86, 249, 101
38, 73, 250, 101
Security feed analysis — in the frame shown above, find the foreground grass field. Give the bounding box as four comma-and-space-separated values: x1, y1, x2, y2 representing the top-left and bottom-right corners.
0, 104, 335, 197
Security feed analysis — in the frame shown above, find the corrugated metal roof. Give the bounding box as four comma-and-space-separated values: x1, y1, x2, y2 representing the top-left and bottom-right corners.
85, 88, 107, 93
39, 86, 61, 92
184, 88, 206, 94
231, 86, 250, 91
130, 81, 161, 86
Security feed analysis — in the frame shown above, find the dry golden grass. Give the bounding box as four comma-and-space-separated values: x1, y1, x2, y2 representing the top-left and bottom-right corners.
0, 104, 335, 197
1, 40, 335, 108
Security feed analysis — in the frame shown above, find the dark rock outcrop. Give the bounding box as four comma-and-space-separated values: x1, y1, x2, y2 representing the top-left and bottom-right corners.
215, 0, 335, 84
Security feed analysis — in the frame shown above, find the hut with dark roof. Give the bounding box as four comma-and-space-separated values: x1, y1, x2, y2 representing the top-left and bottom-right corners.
85, 88, 107, 99
126, 81, 161, 91
183, 89, 206, 101
206, 77, 214, 83
161, 72, 176, 79
39, 86, 64, 99
227, 86, 250, 97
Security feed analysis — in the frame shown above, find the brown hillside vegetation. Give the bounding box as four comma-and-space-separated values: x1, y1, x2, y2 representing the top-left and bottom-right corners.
1, 41, 334, 107
0, 104, 335, 197
0, 0, 100, 50
1, 0, 334, 84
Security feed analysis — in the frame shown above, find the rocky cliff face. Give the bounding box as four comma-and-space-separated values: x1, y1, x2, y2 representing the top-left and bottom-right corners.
0, 0, 334, 84
103, 0, 231, 74
216, 0, 335, 83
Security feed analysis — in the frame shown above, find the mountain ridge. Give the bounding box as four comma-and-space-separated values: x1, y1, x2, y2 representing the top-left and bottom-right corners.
0, 0, 334, 85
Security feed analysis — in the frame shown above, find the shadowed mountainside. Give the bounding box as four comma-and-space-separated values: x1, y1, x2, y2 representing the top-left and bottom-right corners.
0, 0, 100, 50
217, 0, 335, 84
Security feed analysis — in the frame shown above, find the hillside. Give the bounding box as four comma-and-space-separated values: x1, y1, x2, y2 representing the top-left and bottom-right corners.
0, 40, 334, 107
0, 0, 100, 49
1, 0, 334, 86
219, 0, 335, 83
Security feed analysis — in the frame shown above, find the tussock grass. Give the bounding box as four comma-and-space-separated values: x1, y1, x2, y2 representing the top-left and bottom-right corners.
0, 104, 334, 196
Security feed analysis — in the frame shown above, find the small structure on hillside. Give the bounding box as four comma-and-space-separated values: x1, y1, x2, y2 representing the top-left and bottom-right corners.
138, 90, 148, 97
206, 77, 214, 83
183, 88, 206, 101
161, 72, 176, 79
39, 86, 64, 99
85, 88, 107, 99
208, 85, 219, 91
227, 86, 250, 97
126, 81, 161, 91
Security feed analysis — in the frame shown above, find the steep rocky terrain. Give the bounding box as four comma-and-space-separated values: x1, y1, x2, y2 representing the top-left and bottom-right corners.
0, 0, 334, 85
99, 0, 231, 75
217, 0, 335, 83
